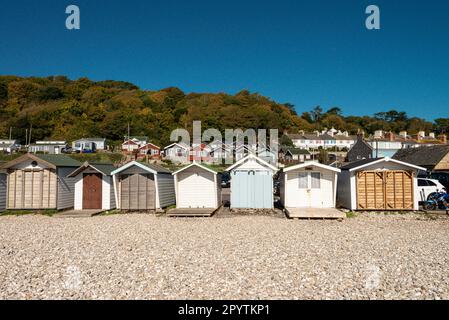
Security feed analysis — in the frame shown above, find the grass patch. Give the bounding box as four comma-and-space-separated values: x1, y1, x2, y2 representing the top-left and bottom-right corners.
99, 209, 123, 216
346, 211, 357, 218
69, 152, 124, 164
0, 209, 58, 217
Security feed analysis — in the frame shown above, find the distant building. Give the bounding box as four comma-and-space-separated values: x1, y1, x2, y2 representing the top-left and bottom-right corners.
122, 136, 149, 153
287, 128, 356, 151
279, 146, 312, 164
0, 139, 20, 153
28, 141, 68, 154
346, 133, 373, 162
72, 138, 106, 152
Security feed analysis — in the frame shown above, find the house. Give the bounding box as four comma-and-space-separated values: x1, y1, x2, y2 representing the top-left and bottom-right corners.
0, 165, 6, 212
122, 136, 149, 153
280, 162, 342, 218
0, 154, 81, 210
172, 162, 222, 209
393, 145, 449, 172
279, 147, 312, 164
28, 141, 68, 154
346, 133, 373, 162
288, 129, 356, 151
189, 143, 212, 163
72, 138, 106, 152
111, 161, 175, 211
138, 142, 161, 159
226, 154, 278, 209
0, 139, 20, 153
337, 157, 426, 211
209, 143, 233, 164
67, 162, 116, 211
163, 143, 190, 164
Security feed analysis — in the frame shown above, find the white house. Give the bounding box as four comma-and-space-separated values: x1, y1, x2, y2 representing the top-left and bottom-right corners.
172, 162, 221, 209
280, 162, 340, 209
337, 157, 426, 211
68, 162, 116, 211
0, 139, 20, 153
72, 138, 106, 152
163, 143, 190, 164
28, 141, 68, 154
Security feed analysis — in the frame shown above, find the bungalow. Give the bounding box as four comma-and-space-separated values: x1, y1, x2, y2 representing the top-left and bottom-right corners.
138, 142, 161, 159
122, 136, 149, 153
172, 162, 221, 209
0, 154, 81, 210
72, 138, 106, 152
68, 162, 116, 211
226, 154, 278, 209
163, 143, 190, 164
111, 161, 175, 211
28, 141, 68, 154
337, 157, 426, 211
0, 139, 20, 153
279, 147, 311, 164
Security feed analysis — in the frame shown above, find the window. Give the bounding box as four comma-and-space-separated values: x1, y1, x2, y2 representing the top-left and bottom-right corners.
311, 172, 321, 189
418, 179, 428, 187
427, 180, 437, 187
298, 172, 308, 189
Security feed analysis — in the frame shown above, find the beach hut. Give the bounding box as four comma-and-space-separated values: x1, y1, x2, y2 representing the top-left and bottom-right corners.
226, 154, 278, 209
111, 161, 175, 211
337, 157, 426, 211
280, 162, 343, 219
67, 162, 116, 211
0, 167, 6, 212
0, 154, 81, 210
172, 162, 221, 209
280, 162, 341, 208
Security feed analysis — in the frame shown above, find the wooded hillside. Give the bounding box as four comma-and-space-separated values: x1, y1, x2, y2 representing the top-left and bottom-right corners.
0, 76, 447, 147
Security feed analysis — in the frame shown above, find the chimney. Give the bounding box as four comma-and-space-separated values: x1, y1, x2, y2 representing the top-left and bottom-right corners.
357, 130, 364, 141
429, 132, 435, 139
385, 131, 395, 142
439, 134, 447, 144
399, 131, 407, 139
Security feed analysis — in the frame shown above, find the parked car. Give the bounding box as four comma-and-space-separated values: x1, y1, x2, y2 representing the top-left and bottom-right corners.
428, 172, 449, 190
221, 172, 230, 188
417, 178, 446, 202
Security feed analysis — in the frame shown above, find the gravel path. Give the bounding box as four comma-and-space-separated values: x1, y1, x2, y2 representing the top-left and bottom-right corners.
0, 212, 448, 300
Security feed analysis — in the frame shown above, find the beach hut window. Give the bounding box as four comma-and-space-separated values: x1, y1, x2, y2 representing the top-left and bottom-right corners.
311, 172, 321, 189
298, 172, 308, 189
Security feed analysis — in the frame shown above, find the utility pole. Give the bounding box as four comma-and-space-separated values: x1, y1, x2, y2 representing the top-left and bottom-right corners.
127, 122, 131, 152
9, 127, 12, 140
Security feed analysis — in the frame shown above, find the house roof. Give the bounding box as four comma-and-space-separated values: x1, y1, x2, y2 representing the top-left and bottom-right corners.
392, 145, 449, 169
74, 138, 106, 142
67, 162, 116, 177
0, 153, 81, 169
111, 161, 171, 175
139, 142, 160, 150
283, 161, 341, 173
225, 154, 278, 172
340, 157, 426, 172
280, 147, 310, 155
164, 142, 189, 150
172, 161, 221, 176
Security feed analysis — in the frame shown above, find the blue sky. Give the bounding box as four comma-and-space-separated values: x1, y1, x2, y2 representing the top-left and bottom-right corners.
0, 0, 448, 120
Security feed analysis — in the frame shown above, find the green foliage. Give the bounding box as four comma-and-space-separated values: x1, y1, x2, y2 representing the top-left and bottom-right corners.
0, 76, 446, 147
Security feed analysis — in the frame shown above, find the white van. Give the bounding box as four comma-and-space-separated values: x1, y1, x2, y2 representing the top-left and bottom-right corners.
417, 178, 446, 202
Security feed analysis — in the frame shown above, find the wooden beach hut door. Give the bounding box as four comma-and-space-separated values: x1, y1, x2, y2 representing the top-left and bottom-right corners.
83, 173, 102, 209
120, 173, 156, 210
232, 170, 272, 208
356, 170, 414, 210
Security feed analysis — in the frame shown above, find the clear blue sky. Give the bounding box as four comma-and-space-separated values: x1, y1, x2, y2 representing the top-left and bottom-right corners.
0, 0, 448, 120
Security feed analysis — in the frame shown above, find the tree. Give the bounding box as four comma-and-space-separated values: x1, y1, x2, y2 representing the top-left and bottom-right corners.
280, 134, 294, 147
311, 106, 323, 123
326, 107, 342, 116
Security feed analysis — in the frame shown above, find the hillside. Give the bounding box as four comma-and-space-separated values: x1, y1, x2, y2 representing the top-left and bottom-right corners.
0, 76, 447, 147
